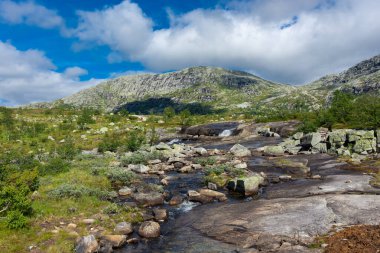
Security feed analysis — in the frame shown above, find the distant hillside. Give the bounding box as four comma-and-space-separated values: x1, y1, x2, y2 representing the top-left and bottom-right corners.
28, 55, 380, 113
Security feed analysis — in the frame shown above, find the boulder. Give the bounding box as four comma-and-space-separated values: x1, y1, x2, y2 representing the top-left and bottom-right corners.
234, 162, 247, 169
133, 192, 164, 206
301, 133, 321, 147
272, 158, 310, 175
198, 189, 227, 202
155, 142, 171, 150
208, 182, 218, 190
263, 146, 284, 156
129, 164, 150, 174
75, 235, 99, 253
188, 190, 213, 204
292, 132, 304, 140
312, 143, 328, 153
101, 235, 127, 248
114, 222, 133, 235
138, 221, 161, 238
328, 130, 347, 148
353, 139, 376, 153
230, 144, 251, 157
169, 195, 183, 206
227, 174, 264, 196
118, 187, 132, 196
153, 208, 168, 221
194, 147, 208, 156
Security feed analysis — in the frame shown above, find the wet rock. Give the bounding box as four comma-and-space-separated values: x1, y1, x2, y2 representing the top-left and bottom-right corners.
230, 144, 251, 157
263, 145, 284, 156
138, 221, 161, 238
129, 164, 150, 174
101, 235, 127, 248
169, 195, 184, 205
191, 164, 203, 170
75, 235, 99, 253
199, 189, 227, 202
160, 178, 169, 186
153, 208, 168, 221
227, 174, 265, 196
81, 219, 96, 225
188, 190, 213, 204
118, 187, 133, 196
127, 238, 139, 244
178, 165, 193, 173
272, 158, 310, 176
133, 192, 164, 206
114, 222, 133, 235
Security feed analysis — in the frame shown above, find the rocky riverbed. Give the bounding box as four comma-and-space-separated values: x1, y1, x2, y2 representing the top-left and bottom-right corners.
76, 123, 380, 253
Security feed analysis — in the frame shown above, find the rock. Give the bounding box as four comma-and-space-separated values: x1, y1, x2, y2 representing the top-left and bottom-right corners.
101, 235, 127, 248
31, 191, 40, 200
191, 164, 203, 170
129, 164, 150, 174
353, 139, 376, 153
153, 208, 168, 221
230, 144, 251, 157
279, 175, 292, 181
114, 222, 133, 235
328, 130, 348, 148
208, 182, 218, 190
272, 158, 310, 176
194, 147, 208, 156
234, 162, 247, 169
178, 165, 192, 173
148, 159, 162, 165
169, 195, 184, 205
127, 238, 139, 244
133, 192, 164, 206
118, 187, 133, 196
292, 132, 304, 140
198, 189, 227, 202
138, 221, 161, 238
67, 223, 77, 230
188, 190, 213, 204
160, 178, 169, 186
312, 143, 328, 153
227, 174, 264, 196
75, 235, 99, 253
301, 132, 321, 147
155, 142, 171, 150
263, 146, 284, 156
81, 219, 96, 225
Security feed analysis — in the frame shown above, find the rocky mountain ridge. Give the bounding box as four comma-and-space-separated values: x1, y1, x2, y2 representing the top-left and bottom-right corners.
30, 55, 380, 112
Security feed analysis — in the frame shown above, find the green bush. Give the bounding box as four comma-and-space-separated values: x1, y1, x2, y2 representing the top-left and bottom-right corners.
56, 137, 79, 160
106, 168, 138, 187
39, 157, 70, 176
98, 133, 122, 153
77, 108, 96, 129
6, 210, 28, 229
194, 157, 217, 166
121, 151, 163, 166
48, 184, 113, 200
125, 129, 146, 152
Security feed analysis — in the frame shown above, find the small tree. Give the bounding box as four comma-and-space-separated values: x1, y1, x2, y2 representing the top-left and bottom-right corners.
179, 109, 192, 126
77, 108, 95, 130
163, 106, 175, 122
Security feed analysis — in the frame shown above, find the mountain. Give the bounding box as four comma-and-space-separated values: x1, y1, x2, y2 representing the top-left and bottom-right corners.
29, 55, 380, 113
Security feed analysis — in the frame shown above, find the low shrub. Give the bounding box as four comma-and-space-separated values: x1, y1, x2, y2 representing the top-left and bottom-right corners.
48, 184, 114, 200
106, 168, 138, 187
6, 210, 28, 229
121, 151, 163, 166
39, 157, 70, 176
194, 157, 217, 166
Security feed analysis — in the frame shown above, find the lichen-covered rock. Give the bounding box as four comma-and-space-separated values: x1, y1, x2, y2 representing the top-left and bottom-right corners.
128, 164, 150, 174
230, 144, 251, 157
263, 145, 284, 156
133, 192, 164, 206
227, 174, 265, 196
138, 221, 161, 238
353, 139, 376, 153
101, 235, 127, 248
114, 222, 133, 235
301, 133, 321, 147
328, 130, 348, 147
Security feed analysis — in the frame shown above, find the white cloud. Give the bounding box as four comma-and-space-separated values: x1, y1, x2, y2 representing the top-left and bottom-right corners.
0, 41, 103, 106
0, 0, 64, 29
73, 0, 380, 84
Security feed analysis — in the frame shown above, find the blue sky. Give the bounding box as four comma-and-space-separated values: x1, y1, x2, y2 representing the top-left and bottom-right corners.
0, 0, 380, 105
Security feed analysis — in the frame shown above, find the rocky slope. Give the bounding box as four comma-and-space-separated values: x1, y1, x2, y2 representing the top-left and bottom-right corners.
30, 55, 380, 112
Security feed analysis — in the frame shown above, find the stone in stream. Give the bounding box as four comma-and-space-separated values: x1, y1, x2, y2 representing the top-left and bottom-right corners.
133, 192, 164, 206
138, 221, 161, 238
75, 235, 99, 253
230, 144, 251, 157
208, 182, 218, 190
227, 174, 265, 196
153, 208, 168, 221
198, 189, 227, 202
194, 147, 208, 156
188, 190, 213, 204
178, 165, 193, 173
114, 222, 133, 235
169, 195, 184, 205
100, 235, 127, 248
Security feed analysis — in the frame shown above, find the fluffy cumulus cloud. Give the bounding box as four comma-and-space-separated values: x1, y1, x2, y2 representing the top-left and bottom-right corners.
0, 0, 64, 29
73, 0, 380, 84
0, 41, 102, 106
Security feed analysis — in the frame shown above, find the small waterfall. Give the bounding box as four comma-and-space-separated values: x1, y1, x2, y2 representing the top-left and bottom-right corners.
167, 138, 181, 145
219, 129, 234, 137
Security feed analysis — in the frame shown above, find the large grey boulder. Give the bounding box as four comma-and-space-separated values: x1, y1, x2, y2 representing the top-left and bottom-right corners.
301, 133, 321, 147
328, 130, 348, 148
227, 174, 265, 196
155, 142, 171, 150
230, 144, 251, 157
75, 235, 99, 253
263, 145, 284, 156
353, 139, 376, 153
